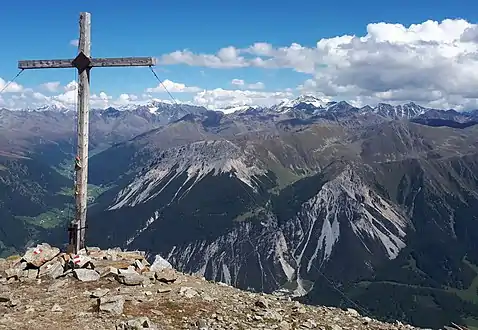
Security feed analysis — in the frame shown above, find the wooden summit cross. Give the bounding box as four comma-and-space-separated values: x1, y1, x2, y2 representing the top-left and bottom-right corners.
18, 12, 156, 254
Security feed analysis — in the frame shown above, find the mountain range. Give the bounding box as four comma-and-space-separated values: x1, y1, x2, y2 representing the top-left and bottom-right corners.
1, 95, 478, 329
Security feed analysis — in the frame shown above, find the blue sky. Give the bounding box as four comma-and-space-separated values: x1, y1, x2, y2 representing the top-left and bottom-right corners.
1, 0, 478, 110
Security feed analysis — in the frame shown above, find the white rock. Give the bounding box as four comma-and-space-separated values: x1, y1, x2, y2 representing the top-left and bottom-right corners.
51, 304, 63, 312
179, 286, 198, 298
150, 254, 172, 272
74, 269, 100, 282
346, 308, 360, 317
71, 254, 92, 268
22, 243, 60, 268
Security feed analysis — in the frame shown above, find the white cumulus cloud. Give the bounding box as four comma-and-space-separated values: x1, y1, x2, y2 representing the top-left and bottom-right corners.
158, 46, 248, 68
231, 79, 245, 86
146, 79, 202, 93
194, 89, 292, 109
41, 81, 61, 92
4, 18, 478, 111
0, 77, 23, 93
0, 79, 151, 110
231, 79, 265, 90
159, 18, 478, 110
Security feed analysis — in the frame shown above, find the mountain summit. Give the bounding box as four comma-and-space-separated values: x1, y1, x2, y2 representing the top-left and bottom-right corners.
1, 95, 478, 329
0, 244, 425, 330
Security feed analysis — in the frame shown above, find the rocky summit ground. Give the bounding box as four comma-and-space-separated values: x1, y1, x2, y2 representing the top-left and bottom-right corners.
0, 243, 431, 330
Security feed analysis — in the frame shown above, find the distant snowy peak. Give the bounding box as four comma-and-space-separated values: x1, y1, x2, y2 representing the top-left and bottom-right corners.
27, 99, 182, 113
12, 95, 476, 123
276, 95, 331, 112
216, 97, 437, 120
31, 104, 73, 113
114, 100, 176, 113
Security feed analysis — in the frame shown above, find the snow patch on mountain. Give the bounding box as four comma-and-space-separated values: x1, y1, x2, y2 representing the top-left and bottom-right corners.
220, 105, 260, 114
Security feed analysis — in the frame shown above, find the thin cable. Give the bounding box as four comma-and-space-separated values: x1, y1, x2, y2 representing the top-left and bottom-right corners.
0, 69, 24, 95
148, 66, 180, 105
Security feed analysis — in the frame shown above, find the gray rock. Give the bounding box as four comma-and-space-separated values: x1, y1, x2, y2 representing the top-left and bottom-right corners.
39, 260, 64, 279
263, 310, 283, 321
59, 269, 74, 278
324, 325, 342, 330
155, 269, 177, 284
5, 268, 22, 280
134, 260, 146, 271
346, 308, 360, 317
278, 321, 291, 330
118, 267, 137, 275
70, 254, 92, 268
116, 316, 156, 329
73, 269, 100, 282
116, 272, 148, 286
99, 295, 125, 315
150, 254, 172, 272
196, 319, 208, 330
8, 299, 19, 308
200, 293, 214, 302
22, 243, 60, 268
255, 297, 269, 309
293, 303, 307, 314
51, 304, 63, 312
98, 266, 119, 278
301, 319, 317, 328
143, 271, 156, 283
21, 269, 38, 282
363, 316, 372, 324
179, 286, 198, 298
90, 288, 110, 298
0, 293, 10, 303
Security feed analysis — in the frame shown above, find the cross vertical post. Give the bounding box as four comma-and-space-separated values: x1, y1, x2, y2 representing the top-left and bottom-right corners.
18, 12, 156, 254
75, 12, 92, 252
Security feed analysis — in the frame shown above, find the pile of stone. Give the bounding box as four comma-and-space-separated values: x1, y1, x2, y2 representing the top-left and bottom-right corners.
0, 243, 180, 329
1, 243, 174, 287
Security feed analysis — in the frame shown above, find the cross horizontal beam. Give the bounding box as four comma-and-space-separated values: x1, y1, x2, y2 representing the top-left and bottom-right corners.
18, 57, 156, 70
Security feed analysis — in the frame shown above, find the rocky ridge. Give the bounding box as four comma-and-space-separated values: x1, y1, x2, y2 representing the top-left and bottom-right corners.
0, 243, 429, 330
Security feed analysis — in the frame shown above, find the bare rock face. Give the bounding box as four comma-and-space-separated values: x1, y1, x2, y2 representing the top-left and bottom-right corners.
0, 244, 430, 330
